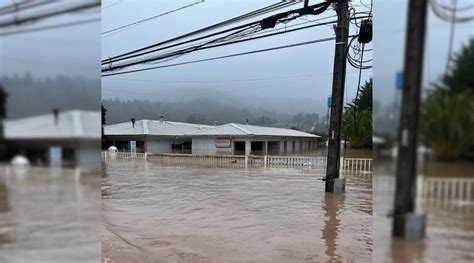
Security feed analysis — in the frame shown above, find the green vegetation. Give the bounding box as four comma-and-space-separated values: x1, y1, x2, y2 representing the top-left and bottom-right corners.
343, 78, 372, 148
421, 39, 474, 160
102, 98, 329, 134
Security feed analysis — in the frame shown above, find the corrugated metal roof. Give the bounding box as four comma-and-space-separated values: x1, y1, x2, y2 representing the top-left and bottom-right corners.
4, 110, 100, 140
104, 120, 213, 136
186, 123, 320, 138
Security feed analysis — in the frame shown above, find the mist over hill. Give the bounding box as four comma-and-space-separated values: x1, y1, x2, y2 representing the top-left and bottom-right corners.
1, 73, 100, 119
102, 97, 328, 133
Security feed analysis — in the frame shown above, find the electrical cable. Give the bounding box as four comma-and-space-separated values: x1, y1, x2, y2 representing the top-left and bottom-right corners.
102, 0, 205, 36
101, 1, 299, 64
103, 17, 354, 72
0, 17, 100, 36
0, 1, 100, 28
101, 1, 332, 65
430, 0, 474, 23
103, 13, 370, 73
102, 36, 350, 77
0, 1, 52, 16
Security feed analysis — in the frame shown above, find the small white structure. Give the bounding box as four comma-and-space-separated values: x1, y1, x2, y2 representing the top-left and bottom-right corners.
107, 146, 118, 153
4, 110, 101, 168
11, 155, 29, 167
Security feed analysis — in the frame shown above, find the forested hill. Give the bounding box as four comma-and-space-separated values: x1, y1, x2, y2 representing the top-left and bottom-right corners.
0, 74, 100, 119
102, 97, 327, 133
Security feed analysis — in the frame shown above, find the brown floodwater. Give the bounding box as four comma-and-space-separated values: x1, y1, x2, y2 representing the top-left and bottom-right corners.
102, 160, 372, 262
374, 160, 474, 262
0, 165, 101, 263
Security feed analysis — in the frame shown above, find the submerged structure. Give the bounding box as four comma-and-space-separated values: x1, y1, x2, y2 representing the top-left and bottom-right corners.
4, 110, 101, 167
104, 119, 320, 155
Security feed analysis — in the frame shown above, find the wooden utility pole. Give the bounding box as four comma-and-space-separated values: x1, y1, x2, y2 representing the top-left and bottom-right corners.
325, 0, 349, 193
392, 0, 428, 240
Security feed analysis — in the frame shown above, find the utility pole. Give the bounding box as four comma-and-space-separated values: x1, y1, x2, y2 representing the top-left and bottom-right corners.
392, 0, 428, 240
325, 0, 349, 194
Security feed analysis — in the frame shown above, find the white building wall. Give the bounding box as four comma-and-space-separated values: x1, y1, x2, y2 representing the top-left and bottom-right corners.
76, 142, 100, 168
294, 139, 301, 153
192, 138, 232, 155
146, 140, 172, 153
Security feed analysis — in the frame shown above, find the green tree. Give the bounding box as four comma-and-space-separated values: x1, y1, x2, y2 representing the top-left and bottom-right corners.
350, 78, 372, 111
434, 38, 474, 94
422, 39, 474, 160
342, 78, 373, 148
343, 108, 372, 148
422, 90, 474, 160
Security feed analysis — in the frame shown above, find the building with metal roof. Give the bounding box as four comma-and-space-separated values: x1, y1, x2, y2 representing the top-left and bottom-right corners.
4, 110, 100, 167
104, 119, 213, 153
103, 119, 320, 156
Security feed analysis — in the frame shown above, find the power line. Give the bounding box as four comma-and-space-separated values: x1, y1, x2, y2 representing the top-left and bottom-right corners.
0, 1, 100, 28
430, 0, 474, 22
101, 1, 325, 65
104, 72, 362, 84
0, 1, 53, 16
102, 0, 124, 10
0, 18, 100, 37
102, 36, 348, 77
102, 0, 205, 36
101, 1, 340, 71
104, 14, 369, 73
103, 17, 346, 72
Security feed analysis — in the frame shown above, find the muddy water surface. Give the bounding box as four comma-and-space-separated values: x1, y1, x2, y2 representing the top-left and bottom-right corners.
0, 166, 101, 263
102, 160, 372, 262
374, 160, 474, 262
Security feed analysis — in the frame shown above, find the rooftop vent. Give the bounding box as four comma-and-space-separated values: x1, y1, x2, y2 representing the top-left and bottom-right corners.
53, 108, 59, 125
159, 115, 165, 123
131, 118, 136, 128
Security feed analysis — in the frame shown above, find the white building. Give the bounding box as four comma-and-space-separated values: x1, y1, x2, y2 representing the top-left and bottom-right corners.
104, 119, 319, 156
4, 110, 101, 167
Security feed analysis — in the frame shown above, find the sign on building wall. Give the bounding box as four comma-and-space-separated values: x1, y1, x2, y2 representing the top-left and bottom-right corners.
215, 138, 231, 148
49, 146, 62, 167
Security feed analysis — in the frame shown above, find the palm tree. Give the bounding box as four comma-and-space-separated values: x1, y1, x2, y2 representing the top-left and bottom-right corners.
421, 90, 474, 160
343, 108, 372, 148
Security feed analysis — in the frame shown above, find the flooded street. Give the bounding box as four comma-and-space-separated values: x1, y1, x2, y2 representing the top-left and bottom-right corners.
102, 160, 372, 262
0, 166, 101, 263
373, 160, 474, 262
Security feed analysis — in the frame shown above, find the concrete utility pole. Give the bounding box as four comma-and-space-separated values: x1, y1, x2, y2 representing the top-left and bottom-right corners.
325, 0, 349, 194
392, 0, 428, 240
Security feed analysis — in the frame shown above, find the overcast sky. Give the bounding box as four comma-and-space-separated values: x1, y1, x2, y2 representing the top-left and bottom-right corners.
375, 0, 474, 106
101, 0, 373, 110
0, 2, 101, 79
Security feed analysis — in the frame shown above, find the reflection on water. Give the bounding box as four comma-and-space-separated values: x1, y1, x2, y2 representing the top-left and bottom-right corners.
102, 160, 372, 262
374, 160, 474, 262
0, 166, 101, 263
321, 193, 345, 262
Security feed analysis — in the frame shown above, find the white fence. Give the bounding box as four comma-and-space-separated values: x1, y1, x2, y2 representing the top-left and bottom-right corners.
102, 152, 373, 172
101, 151, 147, 160
374, 175, 474, 204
